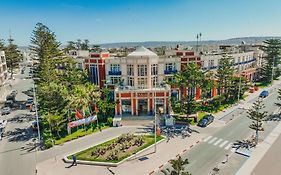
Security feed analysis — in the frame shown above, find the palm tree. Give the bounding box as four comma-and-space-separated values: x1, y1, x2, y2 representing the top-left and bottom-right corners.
165, 156, 191, 175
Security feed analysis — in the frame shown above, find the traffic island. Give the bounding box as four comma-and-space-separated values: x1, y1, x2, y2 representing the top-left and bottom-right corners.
63, 134, 164, 167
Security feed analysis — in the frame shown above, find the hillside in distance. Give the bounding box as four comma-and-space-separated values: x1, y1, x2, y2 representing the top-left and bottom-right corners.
99, 36, 281, 48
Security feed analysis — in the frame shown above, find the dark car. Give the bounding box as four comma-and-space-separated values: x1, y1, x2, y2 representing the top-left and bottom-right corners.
6, 94, 16, 102
259, 90, 269, 98
31, 120, 42, 131
1, 107, 11, 115
198, 114, 214, 127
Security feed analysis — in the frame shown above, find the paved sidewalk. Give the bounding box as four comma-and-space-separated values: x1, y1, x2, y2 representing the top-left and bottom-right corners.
37, 126, 208, 175
235, 119, 281, 175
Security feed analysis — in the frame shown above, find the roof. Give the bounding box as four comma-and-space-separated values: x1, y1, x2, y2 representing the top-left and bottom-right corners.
128, 46, 157, 57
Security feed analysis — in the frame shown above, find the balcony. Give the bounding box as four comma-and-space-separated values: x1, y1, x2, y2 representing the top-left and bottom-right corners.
108, 70, 122, 75
164, 69, 177, 74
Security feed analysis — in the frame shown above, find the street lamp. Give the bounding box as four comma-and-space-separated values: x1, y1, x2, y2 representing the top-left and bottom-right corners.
154, 76, 157, 153
237, 60, 242, 102
32, 60, 41, 174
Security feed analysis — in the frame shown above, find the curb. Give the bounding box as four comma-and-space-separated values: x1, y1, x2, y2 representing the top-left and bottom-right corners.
151, 139, 202, 174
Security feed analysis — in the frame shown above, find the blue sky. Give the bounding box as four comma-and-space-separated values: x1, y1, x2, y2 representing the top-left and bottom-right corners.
0, 0, 280, 46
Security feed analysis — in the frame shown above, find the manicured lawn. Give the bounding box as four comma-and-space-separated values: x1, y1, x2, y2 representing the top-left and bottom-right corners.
255, 82, 270, 88
54, 126, 109, 145
174, 111, 208, 125
68, 134, 164, 163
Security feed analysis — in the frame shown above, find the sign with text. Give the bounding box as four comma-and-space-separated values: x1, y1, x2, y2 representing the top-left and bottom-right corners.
68, 115, 97, 128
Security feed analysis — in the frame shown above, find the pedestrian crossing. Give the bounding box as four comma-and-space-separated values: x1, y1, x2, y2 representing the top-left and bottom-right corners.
203, 136, 236, 152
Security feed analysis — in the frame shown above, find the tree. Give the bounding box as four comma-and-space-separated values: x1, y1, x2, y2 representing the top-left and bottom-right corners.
247, 99, 267, 143
29, 22, 62, 84
216, 53, 234, 102
165, 156, 191, 175
81, 39, 90, 50
260, 39, 281, 84
4, 37, 22, 78
169, 63, 204, 114
0, 39, 5, 50
201, 72, 215, 100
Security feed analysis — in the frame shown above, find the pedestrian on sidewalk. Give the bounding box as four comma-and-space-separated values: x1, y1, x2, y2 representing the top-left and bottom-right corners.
71, 155, 77, 166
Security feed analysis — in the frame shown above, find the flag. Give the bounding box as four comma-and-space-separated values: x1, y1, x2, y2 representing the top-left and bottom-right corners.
75, 110, 83, 119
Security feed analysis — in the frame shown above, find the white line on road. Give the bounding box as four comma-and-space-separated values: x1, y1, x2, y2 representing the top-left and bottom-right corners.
214, 138, 223, 146
203, 136, 213, 142
208, 137, 217, 144
219, 140, 229, 148
225, 143, 233, 150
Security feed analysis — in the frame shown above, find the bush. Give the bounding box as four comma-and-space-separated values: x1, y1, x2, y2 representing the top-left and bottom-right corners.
107, 117, 113, 126
44, 138, 53, 149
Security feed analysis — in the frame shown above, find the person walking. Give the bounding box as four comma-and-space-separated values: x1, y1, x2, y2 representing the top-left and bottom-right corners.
71, 155, 77, 166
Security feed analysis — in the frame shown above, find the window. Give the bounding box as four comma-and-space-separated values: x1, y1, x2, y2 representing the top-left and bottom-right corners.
127, 64, 134, 76
165, 63, 176, 71
128, 77, 134, 86
77, 63, 83, 70
151, 64, 158, 75
151, 76, 158, 87
138, 77, 147, 89
208, 60, 214, 67
138, 65, 147, 76
110, 77, 121, 84
110, 64, 120, 72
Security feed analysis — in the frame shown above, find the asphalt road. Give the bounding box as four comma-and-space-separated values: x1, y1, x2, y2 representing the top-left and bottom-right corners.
156, 87, 280, 175
0, 67, 38, 175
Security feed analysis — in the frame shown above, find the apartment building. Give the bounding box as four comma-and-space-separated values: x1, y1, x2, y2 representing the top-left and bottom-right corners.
0, 51, 8, 86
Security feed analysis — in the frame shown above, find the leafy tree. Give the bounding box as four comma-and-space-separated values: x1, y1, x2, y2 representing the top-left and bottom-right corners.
216, 53, 234, 102
64, 41, 77, 52
247, 99, 267, 143
4, 37, 22, 78
97, 88, 116, 120
165, 156, 191, 175
260, 39, 281, 83
169, 63, 204, 114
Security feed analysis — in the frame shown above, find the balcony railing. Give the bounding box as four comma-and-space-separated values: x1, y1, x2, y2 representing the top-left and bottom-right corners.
108, 70, 122, 75
202, 58, 257, 70
164, 69, 177, 74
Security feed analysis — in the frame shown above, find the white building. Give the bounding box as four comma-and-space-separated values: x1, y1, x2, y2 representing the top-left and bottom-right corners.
0, 51, 7, 86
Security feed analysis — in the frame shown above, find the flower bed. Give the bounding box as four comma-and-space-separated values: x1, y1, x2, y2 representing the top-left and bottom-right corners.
67, 134, 164, 164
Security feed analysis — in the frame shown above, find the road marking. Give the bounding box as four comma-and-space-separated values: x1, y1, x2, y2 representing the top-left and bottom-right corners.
225, 143, 233, 150
203, 136, 212, 142
231, 148, 236, 152
214, 138, 223, 146
208, 137, 217, 144
219, 140, 229, 148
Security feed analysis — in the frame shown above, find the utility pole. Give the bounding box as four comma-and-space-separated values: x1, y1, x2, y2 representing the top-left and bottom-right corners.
237, 60, 242, 102
154, 75, 157, 153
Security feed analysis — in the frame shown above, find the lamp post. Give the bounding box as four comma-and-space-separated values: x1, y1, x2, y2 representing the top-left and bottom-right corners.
237, 61, 242, 102
32, 60, 41, 174
154, 76, 157, 153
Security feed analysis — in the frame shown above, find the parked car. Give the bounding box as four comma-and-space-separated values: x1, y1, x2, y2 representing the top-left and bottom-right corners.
1, 107, 11, 115
26, 98, 34, 108
30, 105, 37, 112
6, 94, 16, 102
197, 114, 214, 127
4, 100, 14, 108
259, 90, 269, 98
31, 120, 42, 131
